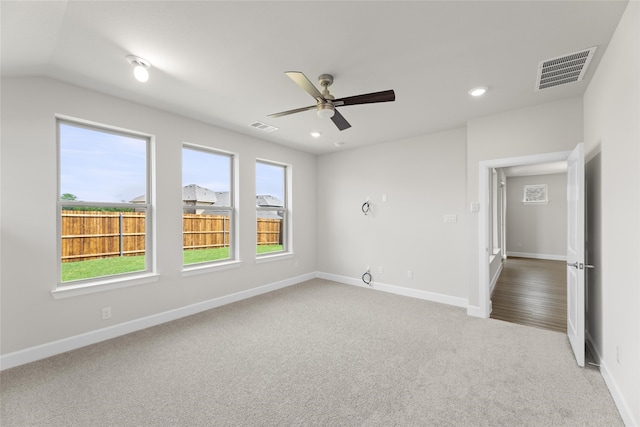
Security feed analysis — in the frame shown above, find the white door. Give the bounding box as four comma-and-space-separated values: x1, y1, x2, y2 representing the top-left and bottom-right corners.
566, 143, 585, 367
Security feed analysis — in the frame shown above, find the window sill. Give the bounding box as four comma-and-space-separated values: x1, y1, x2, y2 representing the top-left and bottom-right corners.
52, 273, 160, 299
181, 260, 243, 277
255, 252, 294, 264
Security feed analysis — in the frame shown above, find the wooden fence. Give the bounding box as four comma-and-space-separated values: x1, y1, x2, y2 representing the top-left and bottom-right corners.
61, 210, 282, 262
62, 211, 145, 262
256, 217, 283, 247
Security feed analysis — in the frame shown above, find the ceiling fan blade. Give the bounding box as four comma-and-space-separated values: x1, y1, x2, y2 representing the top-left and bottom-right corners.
268, 105, 316, 118
334, 89, 395, 106
285, 71, 325, 101
331, 109, 351, 131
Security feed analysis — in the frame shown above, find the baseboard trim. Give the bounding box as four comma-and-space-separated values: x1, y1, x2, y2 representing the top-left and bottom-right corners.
585, 331, 637, 427
0, 272, 316, 371
507, 251, 567, 261
599, 357, 637, 427
316, 272, 468, 308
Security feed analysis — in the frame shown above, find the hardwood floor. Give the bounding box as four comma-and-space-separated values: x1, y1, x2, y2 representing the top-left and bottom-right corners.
490, 257, 567, 333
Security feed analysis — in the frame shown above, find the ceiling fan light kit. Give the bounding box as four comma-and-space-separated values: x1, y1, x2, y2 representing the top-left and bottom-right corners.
317, 103, 335, 118
269, 71, 395, 131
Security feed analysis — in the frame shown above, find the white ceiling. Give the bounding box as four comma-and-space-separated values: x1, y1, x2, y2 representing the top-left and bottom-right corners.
1, 1, 628, 155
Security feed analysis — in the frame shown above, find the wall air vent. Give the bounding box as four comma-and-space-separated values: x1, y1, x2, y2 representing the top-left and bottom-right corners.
535, 47, 597, 91
250, 121, 279, 132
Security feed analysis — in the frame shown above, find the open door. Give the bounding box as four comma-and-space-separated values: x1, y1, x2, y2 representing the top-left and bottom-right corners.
566, 143, 585, 367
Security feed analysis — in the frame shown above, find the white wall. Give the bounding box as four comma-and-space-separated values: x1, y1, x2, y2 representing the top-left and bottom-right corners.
505, 173, 567, 260
316, 128, 468, 303
583, 1, 639, 424
0, 77, 317, 356
466, 98, 583, 308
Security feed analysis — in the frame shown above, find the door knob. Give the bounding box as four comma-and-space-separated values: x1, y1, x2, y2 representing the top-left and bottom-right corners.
567, 262, 595, 270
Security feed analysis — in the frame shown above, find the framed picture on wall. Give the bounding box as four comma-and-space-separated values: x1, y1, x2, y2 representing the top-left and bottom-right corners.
523, 184, 548, 204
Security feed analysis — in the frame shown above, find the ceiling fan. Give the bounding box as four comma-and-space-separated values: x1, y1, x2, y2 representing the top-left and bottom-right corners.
268, 71, 395, 131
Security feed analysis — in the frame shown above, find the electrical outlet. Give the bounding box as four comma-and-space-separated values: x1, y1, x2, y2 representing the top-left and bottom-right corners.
102, 307, 112, 320
407, 270, 413, 279
378, 266, 384, 274
617, 346, 621, 364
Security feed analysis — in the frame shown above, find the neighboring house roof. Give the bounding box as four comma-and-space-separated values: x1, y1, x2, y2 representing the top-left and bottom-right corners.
256, 195, 284, 220
130, 194, 145, 203
256, 195, 283, 207
131, 188, 283, 219
182, 184, 216, 204
196, 192, 231, 215
213, 191, 230, 207
131, 184, 225, 205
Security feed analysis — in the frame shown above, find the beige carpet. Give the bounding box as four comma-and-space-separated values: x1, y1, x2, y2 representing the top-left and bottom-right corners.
0, 279, 622, 426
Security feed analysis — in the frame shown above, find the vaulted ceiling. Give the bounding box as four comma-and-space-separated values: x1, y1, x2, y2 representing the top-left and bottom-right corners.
1, 1, 628, 154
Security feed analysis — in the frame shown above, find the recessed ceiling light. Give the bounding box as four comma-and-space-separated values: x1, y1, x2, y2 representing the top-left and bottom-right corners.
126, 55, 151, 83
310, 131, 322, 138
468, 86, 487, 97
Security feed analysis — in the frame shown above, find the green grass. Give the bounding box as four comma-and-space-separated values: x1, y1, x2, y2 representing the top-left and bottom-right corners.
183, 247, 230, 264
62, 245, 284, 282
257, 244, 283, 254
61, 256, 146, 282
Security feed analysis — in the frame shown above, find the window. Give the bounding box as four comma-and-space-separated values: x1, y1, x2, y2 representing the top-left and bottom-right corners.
182, 145, 234, 266
58, 120, 152, 285
256, 160, 288, 256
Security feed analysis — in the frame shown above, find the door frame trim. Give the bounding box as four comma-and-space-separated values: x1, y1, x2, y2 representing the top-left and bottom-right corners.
476, 150, 572, 318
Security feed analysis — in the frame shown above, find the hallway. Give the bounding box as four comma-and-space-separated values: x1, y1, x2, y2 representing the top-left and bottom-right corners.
490, 257, 566, 333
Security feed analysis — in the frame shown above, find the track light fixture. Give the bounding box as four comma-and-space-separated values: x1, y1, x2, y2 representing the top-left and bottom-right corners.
126, 55, 151, 83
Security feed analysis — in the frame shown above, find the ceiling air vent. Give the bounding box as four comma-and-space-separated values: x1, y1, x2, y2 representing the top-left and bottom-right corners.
250, 121, 278, 132
535, 47, 597, 91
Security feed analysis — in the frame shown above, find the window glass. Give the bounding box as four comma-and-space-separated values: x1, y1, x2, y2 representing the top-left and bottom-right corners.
58, 121, 150, 283
182, 146, 234, 265
256, 161, 287, 255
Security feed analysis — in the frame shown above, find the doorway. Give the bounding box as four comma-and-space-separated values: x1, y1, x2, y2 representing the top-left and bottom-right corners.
476, 150, 572, 319
477, 146, 586, 366
489, 164, 568, 332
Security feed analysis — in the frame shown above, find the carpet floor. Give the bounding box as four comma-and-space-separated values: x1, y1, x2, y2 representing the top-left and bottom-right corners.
0, 279, 623, 426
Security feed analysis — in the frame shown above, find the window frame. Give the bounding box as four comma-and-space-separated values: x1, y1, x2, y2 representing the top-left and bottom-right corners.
54, 117, 156, 297
181, 143, 238, 271
255, 159, 292, 260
